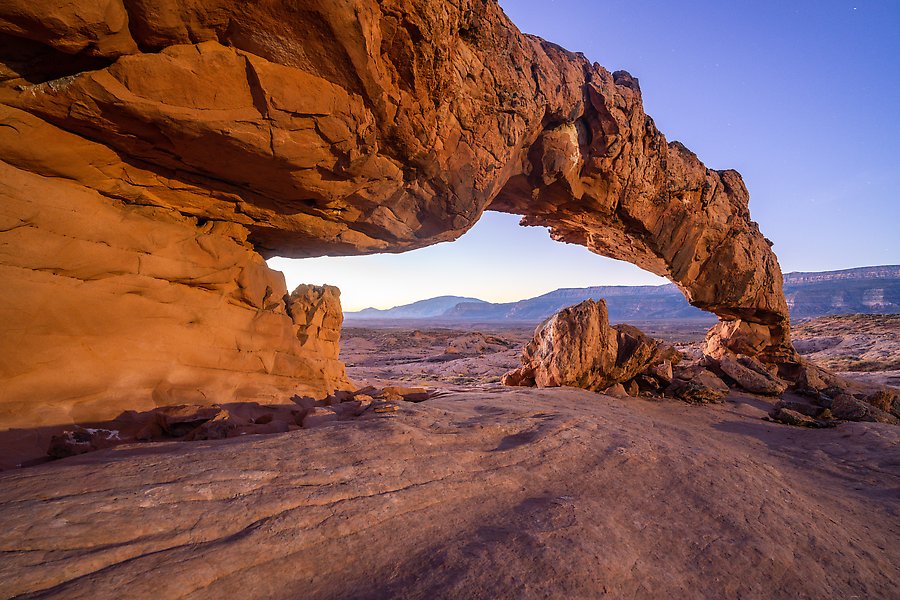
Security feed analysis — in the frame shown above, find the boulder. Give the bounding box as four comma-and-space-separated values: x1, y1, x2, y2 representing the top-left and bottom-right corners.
156, 406, 223, 438
646, 361, 674, 384
666, 378, 727, 405
381, 387, 430, 403
501, 367, 536, 388
626, 380, 641, 398
48, 428, 121, 458
795, 362, 829, 395
769, 408, 832, 429
601, 384, 629, 399
184, 411, 235, 441
665, 365, 730, 404
831, 395, 899, 425
865, 390, 899, 418
772, 399, 826, 419
502, 300, 681, 392
716, 355, 788, 396
634, 375, 662, 394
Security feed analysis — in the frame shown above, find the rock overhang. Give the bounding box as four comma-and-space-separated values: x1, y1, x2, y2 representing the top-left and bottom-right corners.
0, 0, 796, 431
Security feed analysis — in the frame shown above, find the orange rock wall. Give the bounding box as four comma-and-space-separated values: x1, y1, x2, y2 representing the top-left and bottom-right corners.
0, 0, 794, 429
0, 116, 349, 428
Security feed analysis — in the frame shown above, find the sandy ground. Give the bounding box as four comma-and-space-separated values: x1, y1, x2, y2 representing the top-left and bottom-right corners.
341, 319, 714, 390
341, 315, 898, 392
792, 314, 900, 388
1, 316, 897, 598
341, 326, 531, 388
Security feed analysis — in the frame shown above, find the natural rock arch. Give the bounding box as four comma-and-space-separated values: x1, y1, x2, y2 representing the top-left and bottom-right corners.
0, 0, 794, 429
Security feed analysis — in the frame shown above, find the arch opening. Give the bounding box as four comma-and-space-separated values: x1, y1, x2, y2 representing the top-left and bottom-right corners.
267, 211, 672, 315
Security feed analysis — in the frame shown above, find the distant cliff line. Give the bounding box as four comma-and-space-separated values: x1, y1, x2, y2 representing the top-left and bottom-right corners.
783, 265, 900, 284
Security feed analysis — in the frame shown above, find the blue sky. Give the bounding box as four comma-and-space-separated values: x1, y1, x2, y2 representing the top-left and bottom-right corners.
271, 0, 900, 311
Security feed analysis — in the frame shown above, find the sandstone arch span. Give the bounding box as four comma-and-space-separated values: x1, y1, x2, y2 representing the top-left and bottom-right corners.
0, 0, 794, 429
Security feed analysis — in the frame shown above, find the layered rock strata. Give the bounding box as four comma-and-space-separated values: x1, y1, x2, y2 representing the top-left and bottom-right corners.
1, 0, 794, 428
0, 156, 350, 428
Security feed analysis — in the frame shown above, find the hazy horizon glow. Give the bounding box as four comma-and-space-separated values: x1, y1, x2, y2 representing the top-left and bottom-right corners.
271, 0, 899, 312
269, 212, 668, 312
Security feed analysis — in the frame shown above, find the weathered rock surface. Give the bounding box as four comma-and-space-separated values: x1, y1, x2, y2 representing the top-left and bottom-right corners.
0, 384, 435, 469
0, 159, 351, 429
831, 394, 899, 425
792, 314, 900, 389
782, 360, 899, 423
0, 0, 795, 428
666, 365, 731, 405
769, 407, 832, 429
715, 354, 789, 396
502, 299, 680, 392
1, 388, 897, 599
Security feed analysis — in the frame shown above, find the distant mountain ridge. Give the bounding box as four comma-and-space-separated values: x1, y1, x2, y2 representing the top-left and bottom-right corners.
444, 285, 705, 322
347, 296, 487, 319
344, 265, 900, 323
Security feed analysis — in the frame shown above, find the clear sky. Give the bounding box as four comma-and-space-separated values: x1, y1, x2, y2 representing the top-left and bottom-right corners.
271, 0, 900, 312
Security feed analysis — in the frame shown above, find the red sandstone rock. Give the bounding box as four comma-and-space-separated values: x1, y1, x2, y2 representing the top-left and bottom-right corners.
601, 383, 629, 399
769, 408, 831, 429
666, 378, 726, 405
831, 394, 899, 425
647, 361, 674, 384
0, 0, 794, 430
502, 300, 680, 392
2, 388, 897, 599
716, 355, 788, 396
381, 387, 430, 403
302, 407, 339, 429
47, 427, 121, 458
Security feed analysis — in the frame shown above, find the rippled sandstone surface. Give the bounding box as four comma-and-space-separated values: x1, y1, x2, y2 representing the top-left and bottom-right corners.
1, 387, 897, 599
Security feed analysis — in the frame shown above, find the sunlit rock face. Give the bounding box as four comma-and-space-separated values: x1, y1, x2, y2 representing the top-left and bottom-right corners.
0, 147, 350, 428
501, 299, 681, 392
0, 0, 793, 428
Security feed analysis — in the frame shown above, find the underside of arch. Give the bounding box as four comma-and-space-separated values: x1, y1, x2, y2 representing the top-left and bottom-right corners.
0, 0, 795, 430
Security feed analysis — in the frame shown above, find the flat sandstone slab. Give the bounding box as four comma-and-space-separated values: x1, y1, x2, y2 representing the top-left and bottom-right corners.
1, 388, 897, 599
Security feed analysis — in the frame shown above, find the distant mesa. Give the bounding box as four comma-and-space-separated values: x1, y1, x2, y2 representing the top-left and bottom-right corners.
345, 265, 900, 323
783, 265, 900, 317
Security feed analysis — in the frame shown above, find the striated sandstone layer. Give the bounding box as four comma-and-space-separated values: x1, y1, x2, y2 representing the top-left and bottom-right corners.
1, 390, 897, 599
1, 1, 794, 428
0, 145, 349, 428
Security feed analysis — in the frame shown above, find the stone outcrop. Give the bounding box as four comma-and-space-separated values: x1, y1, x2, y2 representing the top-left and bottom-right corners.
666, 365, 731, 404
783, 361, 899, 424
714, 355, 788, 396
502, 299, 680, 392
0, 163, 351, 428
769, 407, 833, 429
1, 1, 795, 429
